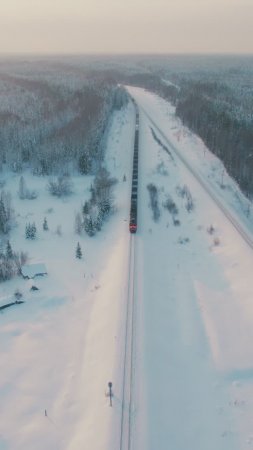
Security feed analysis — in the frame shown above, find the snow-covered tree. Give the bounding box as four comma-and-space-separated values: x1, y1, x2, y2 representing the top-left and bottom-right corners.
75, 242, 82, 259
74, 212, 82, 235
0, 244, 28, 282
6, 240, 13, 259
25, 222, 37, 239
0, 190, 14, 234
84, 216, 95, 237
82, 201, 90, 216
0, 197, 8, 234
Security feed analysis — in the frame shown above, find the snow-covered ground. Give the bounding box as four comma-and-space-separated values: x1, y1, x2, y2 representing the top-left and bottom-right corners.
128, 86, 253, 450
1, 85, 253, 450
0, 103, 135, 450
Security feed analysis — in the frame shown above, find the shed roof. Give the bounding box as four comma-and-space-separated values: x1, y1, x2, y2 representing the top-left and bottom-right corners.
21, 263, 47, 279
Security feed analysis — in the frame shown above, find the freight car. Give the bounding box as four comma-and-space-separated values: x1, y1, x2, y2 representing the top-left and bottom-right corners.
129, 107, 139, 233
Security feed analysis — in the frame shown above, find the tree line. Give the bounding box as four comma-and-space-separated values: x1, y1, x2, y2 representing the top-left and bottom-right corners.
175, 80, 253, 197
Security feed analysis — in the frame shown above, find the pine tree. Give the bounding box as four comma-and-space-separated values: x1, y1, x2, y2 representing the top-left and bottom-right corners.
84, 216, 95, 236
0, 198, 7, 234
6, 240, 13, 259
76, 242, 82, 259
25, 223, 31, 239
74, 212, 82, 235
82, 201, 90, 216
31, 222, 37, 239
25, 222, 37, 239
43, 217, 49, 231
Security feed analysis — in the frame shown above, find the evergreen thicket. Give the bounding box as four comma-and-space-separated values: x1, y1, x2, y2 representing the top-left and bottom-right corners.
75, 168, 117, 237
0, 241, 28, 282
25, 222, 37, 240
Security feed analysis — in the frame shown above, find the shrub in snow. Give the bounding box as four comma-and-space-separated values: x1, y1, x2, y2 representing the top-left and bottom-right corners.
76, 242, 82, 259
213, 237, 220, 246
43, 217, 49, 231
178, 237, 190, 244
55, 225, 62, 236
18, 176, 37, 200
207, 225, 215, 235
156, 161, 169, 176
26, 190, 37, 200
14, 289, 23, 300
176, 185, 194, 212
30, 285, 39, 291
163, 195, 178, 216
147, 183, 160, 222
173, 217, 180, 226
47, 175, 73, 197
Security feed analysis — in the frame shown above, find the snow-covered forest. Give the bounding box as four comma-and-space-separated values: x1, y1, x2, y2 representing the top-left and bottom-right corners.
0, 59, 127, 174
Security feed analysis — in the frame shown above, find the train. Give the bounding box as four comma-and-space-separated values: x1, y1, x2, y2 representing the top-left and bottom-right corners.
129, 104, 139, 233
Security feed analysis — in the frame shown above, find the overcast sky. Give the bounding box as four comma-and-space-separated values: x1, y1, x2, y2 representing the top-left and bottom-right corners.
1, 0, 252, 54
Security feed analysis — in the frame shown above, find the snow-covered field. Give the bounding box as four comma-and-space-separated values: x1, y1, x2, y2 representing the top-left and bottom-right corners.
1, 85, 253, 450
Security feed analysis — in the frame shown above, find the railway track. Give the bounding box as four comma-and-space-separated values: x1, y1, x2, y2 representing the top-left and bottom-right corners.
140, 105, 253, 250
119, 235, 136, 450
